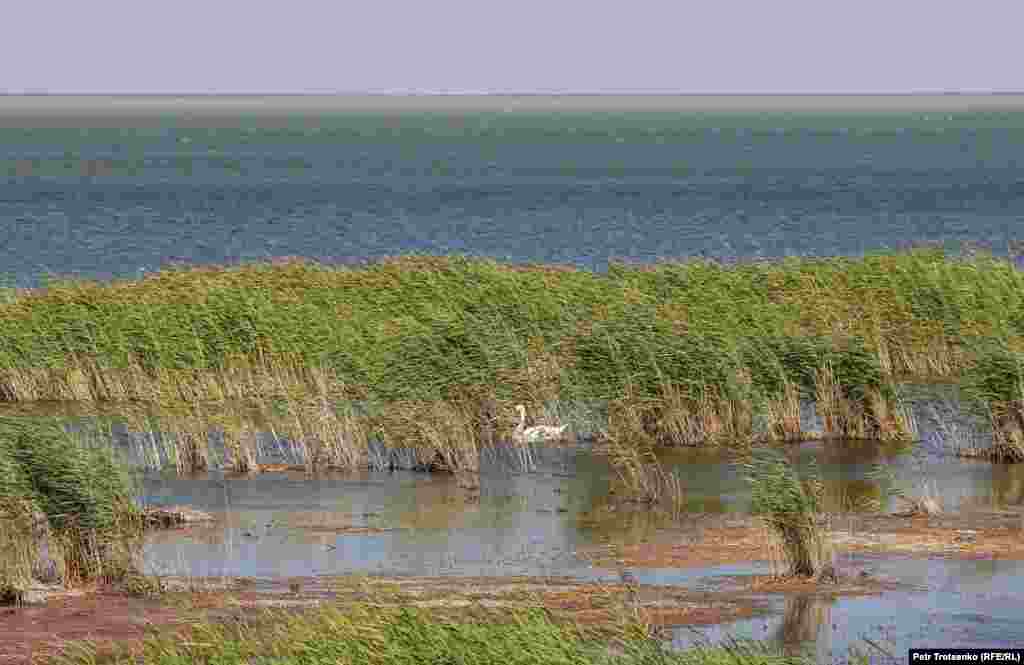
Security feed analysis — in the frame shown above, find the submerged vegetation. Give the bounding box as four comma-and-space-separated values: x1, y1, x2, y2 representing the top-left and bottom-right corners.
0, 418, 141, 601
0, 247, 1022, 473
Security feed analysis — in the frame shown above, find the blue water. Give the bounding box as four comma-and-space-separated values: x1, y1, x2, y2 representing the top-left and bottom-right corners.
6, 101, 1024, 662
676, 555, 1024, 664
2, 108, 1024, 287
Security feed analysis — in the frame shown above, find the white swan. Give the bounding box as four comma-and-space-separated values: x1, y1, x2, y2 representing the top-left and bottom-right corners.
513, 404, 569, 443
510, 404, 568, 472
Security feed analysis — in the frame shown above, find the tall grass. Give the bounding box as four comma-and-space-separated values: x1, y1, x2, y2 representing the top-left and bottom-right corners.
961, 340, 1024, 462
742, 450, 831, 579
54, 604, 812, 665
0, 437, 38, 600
1, 248, 1019, 459
0, 418, 142, 598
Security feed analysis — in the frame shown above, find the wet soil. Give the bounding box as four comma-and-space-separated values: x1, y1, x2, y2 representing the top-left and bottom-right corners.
830, 510, 1024, 559
0, 567, 907, 664
5, 509, 1020, 663
0, 589, 188, 664
580, 510, 1024, 568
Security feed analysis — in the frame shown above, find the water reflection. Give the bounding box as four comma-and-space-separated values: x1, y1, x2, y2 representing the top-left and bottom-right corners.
2, 394, 1021, 579
983, 464, 1024, 507
672, 557, 1024, 662
6, 395, 1024, 657
777, 596, 833, 659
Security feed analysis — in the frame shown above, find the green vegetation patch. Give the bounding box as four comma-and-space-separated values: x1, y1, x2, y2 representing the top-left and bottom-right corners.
0, 418, 141, 593
0, 248, 1020, 451
742, 450, 831, 578
60, 605, 812, 665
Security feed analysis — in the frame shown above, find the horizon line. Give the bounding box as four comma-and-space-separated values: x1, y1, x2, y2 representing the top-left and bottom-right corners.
4, 91, 1024, 97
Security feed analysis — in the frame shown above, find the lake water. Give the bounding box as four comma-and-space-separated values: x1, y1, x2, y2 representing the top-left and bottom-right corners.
675, 555, 1024, 663
2, 98, 1024, 287
123, 392, 1024, 661
5, 97, 1024, 661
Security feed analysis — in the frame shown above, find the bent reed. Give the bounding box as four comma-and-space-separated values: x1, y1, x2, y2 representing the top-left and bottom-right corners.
2, 247, 1022, 472
0, 418, 143, 602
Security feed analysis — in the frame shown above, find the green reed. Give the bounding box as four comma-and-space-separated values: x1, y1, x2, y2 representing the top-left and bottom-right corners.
742, 450, 831, 579
0, 418, 142, 597
0, 248, 1019, 455
961, 339, 1024, 461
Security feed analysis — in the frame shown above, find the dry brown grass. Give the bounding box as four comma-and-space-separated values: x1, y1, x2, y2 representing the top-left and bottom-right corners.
765, 381, 804, 442
372, 399, 482, 473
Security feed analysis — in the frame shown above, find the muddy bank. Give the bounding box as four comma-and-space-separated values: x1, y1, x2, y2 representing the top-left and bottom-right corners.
580, 510, 1024, 569
0, 589, 188, 664
5, 509, 1019, 662
142, 505, 215, 528
0, 570, 901, 663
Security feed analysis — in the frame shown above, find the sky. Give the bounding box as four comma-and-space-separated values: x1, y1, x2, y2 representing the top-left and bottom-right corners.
2, 0, 1023, 95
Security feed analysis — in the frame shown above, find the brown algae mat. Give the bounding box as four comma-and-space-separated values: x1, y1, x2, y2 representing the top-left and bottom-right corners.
579, 510, 1024, 569
0, 575, 773, 663
0, 560, 909, 663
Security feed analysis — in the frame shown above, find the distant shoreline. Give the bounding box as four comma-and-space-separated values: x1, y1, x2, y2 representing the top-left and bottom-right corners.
3, 93, 1024, 115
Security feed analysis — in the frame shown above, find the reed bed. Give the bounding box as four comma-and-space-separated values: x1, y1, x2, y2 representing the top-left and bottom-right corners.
961, 341, 1024, 462
605, 441, 689, 518
0, 418, 142, 600
1, 248, 1021, 465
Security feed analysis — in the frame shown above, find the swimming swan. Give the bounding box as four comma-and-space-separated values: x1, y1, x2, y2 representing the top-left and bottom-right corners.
513, 404, 569, 443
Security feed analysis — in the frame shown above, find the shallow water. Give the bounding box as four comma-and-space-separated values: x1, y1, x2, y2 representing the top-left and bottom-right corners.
676, 555, 1024, 663
130, 393, 1024, 579
5, 392, 1024, 658
137, 436, 1024, 581
108, 392, 1023, 662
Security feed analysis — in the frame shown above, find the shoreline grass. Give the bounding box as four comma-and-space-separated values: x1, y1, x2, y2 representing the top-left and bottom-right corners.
1, 247, 1021, 468
0, 418, 143, 601
52, 603, 814, 665
961, 341, 1024, 462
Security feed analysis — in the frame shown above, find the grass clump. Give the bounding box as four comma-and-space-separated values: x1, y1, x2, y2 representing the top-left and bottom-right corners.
742, 450, 832, 579
961, 340, 1024, 462
55, 604, 811, 665
0, 417, 142, 597
0, 440, 38, 601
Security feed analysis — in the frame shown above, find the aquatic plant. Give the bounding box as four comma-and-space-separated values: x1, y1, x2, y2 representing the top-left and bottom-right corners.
604, 442, 688, 518
0, 418, 142, 596
741, 450, 831, 579
371, 398, 483, 473
961, 340, 1024, 462
868, 463, 943, 517
0, 440, 37, 601
0, 248, 1014, 464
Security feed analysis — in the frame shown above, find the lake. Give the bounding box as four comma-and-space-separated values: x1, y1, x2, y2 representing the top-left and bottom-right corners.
3, 96, 1024, 662
2, 96, 1023, 288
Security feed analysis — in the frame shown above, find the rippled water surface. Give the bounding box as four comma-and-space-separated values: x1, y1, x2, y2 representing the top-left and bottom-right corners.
3, 104, 1024, 286
5, 99, 1024, 661
51, 391, 994, 660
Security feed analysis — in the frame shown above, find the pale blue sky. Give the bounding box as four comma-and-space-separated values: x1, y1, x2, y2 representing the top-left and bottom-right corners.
2, 0, 1022, 94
